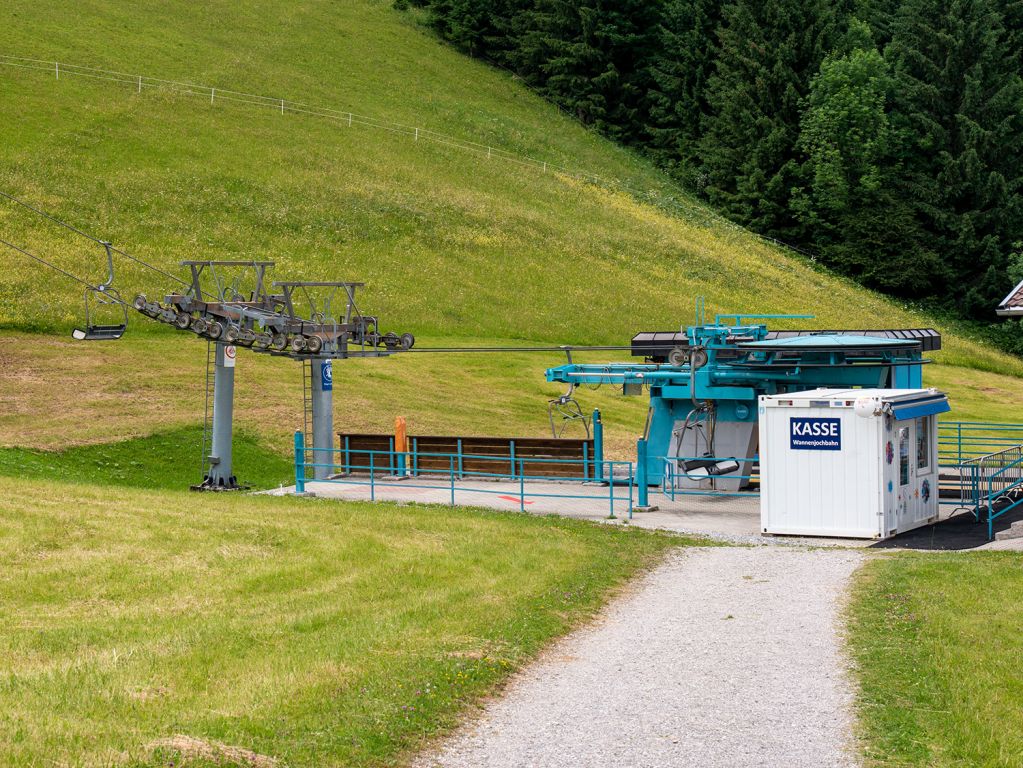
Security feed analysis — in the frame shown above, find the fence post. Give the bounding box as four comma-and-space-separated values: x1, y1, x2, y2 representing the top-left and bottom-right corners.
582, 441, 589, 481
608, 462, 615, 520
370, 451, 375, 501
449, 455, 455, 507
637, 438, 649, 507
519, 458, 525, 512
628, 461, 634, 519
457, 438, 464, 479
593, 409, 604, 482
294, 430, 305, 493
510, 440, 516, 478
344, 435, 350, 475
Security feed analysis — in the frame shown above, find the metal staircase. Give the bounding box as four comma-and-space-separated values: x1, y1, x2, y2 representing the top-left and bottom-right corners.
200, 340, 215, 483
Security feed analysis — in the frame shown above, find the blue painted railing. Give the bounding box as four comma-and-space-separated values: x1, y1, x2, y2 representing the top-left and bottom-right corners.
661, 456, 760, 500
294, 431, 634, 519
938, 421, 1023, 464
985, 455, 1023, 539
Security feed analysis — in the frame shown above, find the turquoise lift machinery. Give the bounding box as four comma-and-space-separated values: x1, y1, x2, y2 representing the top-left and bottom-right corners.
545, 315, 940, 506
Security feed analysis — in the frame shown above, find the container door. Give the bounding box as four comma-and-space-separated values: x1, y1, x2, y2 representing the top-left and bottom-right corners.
895, 417, 936, 531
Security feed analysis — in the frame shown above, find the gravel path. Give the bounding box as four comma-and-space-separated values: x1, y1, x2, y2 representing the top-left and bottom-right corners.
417, 547, 863, 768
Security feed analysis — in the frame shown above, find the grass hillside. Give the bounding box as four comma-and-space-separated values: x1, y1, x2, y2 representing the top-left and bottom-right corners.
1, 0, 1022, 460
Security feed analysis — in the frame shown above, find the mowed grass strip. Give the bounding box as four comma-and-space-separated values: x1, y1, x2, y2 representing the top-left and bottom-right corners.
0, 477, 681, 767
847, 553, 1023, 767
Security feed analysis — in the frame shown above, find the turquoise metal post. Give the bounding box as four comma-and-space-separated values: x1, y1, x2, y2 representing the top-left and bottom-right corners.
343, 435, 351, 475
294, 430, 305, 494
628, 462, 634, 519
583, 442, 589, 481
369, 451, 375, 501
449, 455, 455, 506
608, 466, 615, 519
519, 459, 525, 512
593, 409, 604, 482
510, 440, 516, 477
637, 439, 649, 507
457, 438, 464, 478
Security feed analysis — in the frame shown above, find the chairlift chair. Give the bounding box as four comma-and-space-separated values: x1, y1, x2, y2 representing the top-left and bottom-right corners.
72, 242, 127, 341
546, 347, 591, 438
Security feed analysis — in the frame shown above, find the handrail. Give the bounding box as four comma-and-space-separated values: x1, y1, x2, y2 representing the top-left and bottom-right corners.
293, 432, 634, 519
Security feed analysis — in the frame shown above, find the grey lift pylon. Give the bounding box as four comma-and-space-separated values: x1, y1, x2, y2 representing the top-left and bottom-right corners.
309, 358, 334, 481
196, 342, 239, 490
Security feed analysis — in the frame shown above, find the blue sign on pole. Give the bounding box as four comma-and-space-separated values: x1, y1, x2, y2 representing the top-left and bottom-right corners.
321, 360, 333, 391
790, 417, 841, 450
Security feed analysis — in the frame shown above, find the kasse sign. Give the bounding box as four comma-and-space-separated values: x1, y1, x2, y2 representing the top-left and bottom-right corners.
790, 417, 841, 450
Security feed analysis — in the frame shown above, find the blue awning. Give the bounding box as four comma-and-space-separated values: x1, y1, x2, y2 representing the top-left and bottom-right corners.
892, 397, 950, 421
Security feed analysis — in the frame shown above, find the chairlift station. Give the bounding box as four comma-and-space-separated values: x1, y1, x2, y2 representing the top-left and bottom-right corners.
8, 189, 1023, 541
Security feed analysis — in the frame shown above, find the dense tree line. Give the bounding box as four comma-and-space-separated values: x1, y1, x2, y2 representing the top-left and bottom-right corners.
399, 0, 1023, 329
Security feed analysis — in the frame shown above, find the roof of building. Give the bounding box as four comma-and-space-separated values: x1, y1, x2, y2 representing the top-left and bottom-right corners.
997, 279, 1023, 316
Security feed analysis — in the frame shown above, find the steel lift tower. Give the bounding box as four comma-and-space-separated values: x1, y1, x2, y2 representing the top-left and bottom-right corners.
132, 262, 414, 489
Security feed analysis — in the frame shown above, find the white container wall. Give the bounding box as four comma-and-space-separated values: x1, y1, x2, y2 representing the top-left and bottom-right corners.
759, 388, 949, 539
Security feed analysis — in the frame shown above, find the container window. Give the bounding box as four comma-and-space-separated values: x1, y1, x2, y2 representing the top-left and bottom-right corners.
899, 427, 910, 486
916, 417, 930, 471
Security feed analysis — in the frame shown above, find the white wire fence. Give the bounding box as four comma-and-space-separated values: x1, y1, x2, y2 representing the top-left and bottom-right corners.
0, 53, 818, 261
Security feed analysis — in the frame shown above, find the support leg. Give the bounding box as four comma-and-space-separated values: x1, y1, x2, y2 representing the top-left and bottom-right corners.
310, 359, 334, 481
199, 343, 238, 490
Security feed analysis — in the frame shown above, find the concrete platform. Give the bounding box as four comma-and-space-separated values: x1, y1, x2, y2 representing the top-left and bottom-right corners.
270, 475, 1022, 550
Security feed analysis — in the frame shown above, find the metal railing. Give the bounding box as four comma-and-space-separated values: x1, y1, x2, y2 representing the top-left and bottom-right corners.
985, 454, 1023, 540
957, 445, 1023, 538
294, 431, 635, 519
661, 456, 760, 501
938, 421, 1023, 464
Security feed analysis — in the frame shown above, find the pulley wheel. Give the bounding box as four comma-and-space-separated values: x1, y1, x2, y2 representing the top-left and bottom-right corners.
691, 348, 709, 370
306, 335, 323, 354
253, 332, 272, 349
291, 335, 308, 353
206, 321, 224, 340
191, 317, 208, 335
667, 346, 688, 367
270, 333, 289, 352
400, 332, 415, 350
132, 295, 148, 312
174, 312, 192, 330
224, 326, 240, 343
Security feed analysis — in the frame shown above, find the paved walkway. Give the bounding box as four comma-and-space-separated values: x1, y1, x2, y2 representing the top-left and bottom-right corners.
415, 547, 863, 768
275, 477, 816, 546
274, 476, 1023, 550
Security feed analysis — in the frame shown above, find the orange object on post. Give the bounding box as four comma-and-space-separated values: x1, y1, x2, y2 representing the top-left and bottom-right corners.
394, 416, 409, 477
394, 416, 408, 453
